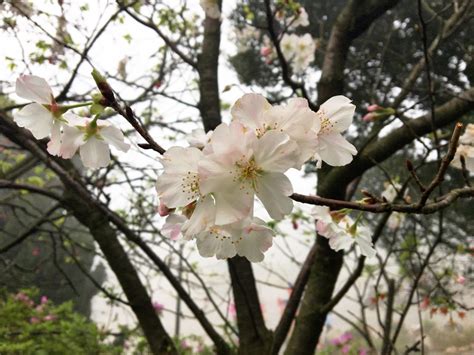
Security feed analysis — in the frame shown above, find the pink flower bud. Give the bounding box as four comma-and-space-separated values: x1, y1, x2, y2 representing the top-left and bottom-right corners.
40, 296, 48, 305
362, 112, 376, 122
228, 302, 237, 318
260, 46, 272, 57
157, 200, 170, 217
456, 275, 466, 285
367, 104, 382, 112
152, 301, 165, 314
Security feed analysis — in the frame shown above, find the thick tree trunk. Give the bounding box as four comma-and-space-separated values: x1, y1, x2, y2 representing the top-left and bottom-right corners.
285, 1, 402, 353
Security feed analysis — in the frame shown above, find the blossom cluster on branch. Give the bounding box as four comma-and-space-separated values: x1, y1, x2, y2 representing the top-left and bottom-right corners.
452, 123, 474, 172
10, 73, 377, 262
156, 94, 359, 261
13, 75, 130, 169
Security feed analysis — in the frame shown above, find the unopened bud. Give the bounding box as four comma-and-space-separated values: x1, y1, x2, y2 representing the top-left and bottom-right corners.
367, 104, 382, 112
91, 69, 115, 104
260, 46, 272, 57
157, 200, 171, 217
406, 160, 414, 171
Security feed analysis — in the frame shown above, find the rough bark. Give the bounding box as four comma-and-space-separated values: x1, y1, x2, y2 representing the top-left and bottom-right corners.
228, 256, 272, 354
317, 0, 401, 103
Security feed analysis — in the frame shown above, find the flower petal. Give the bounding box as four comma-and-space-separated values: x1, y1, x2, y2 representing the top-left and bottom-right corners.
196, 229, 236, 259
182, 196, 216, 238
47, 120, 62, 156
213, 189, 254, 225
317, 132, 357, 166
16, 75, 53, 105
79, 136, 110, 168
101, 125, 130, 152
253, 130, 298, 172
235, 218, 274, 262
231, 93, 271, 131
256, 172, 293, 220
13, 103, 53, 139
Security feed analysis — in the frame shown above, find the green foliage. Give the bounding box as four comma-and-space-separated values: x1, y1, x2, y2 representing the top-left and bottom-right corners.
0, 288, 120, 354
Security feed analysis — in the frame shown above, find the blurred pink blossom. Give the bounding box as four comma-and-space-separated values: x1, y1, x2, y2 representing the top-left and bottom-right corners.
456, 275, 466, 285
367, 104, 382, 112
43, 314, 56, 321
30, 317, 40, 324
260, 46, 272, 57
152, 301, 165, 314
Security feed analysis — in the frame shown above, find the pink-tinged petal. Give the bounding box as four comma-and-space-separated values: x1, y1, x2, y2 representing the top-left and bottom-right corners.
156, 172, 199, 208
182, 196, 216, 238
159, 146, 202, 173
196, 231, 236, 259
100, 125, 130, 152
13, 103, 53, 139
317, 132, 357, 166
198, 157, 236, 194
256, 172, 293, 220
162, 214, 187, 240
157, 199, 170, 217
47, 120, 62, 156
231, 93, 271, 130
328, 234, 353, 252
79, 136, 110, 168
253, 130, 299, 172
235, 218, 274, 262
16, 75, 54, 105
208, 121, 254, 157
213, 189, 254, 225
59, 125, 84, 159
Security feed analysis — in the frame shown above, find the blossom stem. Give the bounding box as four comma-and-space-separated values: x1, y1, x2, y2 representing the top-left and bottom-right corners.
61, 101, 94, 109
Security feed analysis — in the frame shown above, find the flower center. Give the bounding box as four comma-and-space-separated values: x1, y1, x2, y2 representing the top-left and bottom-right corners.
181, 171, 200, 200
317, 110, 334, 134
255, 122, 279, 138
236, 157, 261, 183
208, 226, 234, 242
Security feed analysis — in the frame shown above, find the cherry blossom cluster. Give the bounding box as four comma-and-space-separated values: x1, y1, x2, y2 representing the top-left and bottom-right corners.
312, 206, 376, 258
452, 123, 474, 173
156, 94, 358, 262
13, 75, 130, 169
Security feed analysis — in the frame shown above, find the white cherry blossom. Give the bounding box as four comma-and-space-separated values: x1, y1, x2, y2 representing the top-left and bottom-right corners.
199, 122, 298, 224
195, 215, 274, 262
59, 113, 129, 169
155, 146, 204, 208
381, 182, 402, 202
452, 124, 474, 173
289, 7, 309, 28
312, 206, 376, 258
280, 33, 315, 74
13, 75, 64, 149
314, 95, 357, 167
327, 217, 376, 258
232, 93, 319, 168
